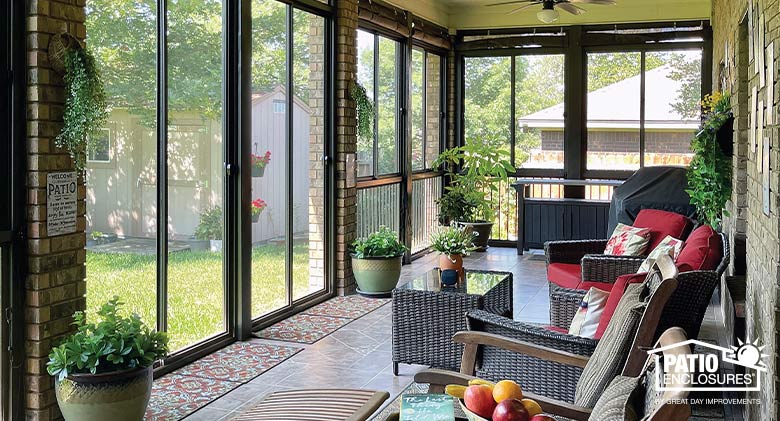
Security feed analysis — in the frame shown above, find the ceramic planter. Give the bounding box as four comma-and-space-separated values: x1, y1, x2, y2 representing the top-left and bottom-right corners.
458, 221, 493, 252
252, 166, 265, 177
55, 366, 153, 421
251, 212, 261, 223
351, 255, 403, 296
439, 253, 464, 279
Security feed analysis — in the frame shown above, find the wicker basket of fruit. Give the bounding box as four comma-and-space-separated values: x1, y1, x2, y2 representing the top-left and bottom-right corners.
446, 379, 556, 421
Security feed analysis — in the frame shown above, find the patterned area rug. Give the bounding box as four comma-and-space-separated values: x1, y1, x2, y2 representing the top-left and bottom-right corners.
253, 313, 354, 343
145, 342, 301, 420
302, 296, 390, 319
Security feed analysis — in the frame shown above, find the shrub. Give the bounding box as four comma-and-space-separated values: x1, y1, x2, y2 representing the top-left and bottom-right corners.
351, 226, 407, 258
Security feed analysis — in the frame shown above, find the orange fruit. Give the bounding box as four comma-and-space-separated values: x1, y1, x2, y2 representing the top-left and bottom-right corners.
492, 379, 523, 403
521, 398, 543, 417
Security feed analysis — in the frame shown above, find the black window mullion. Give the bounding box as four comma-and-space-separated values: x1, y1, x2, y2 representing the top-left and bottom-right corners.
510, 55, 516, 167
156, 0, 169, 335
285, 5, 294, 307
639, 51, 646, 168
421, 49, 427, 169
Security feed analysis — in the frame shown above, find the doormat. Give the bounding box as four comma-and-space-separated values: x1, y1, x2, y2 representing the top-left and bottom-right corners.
302, 295, 390, 319
253, 313, 353, 344
145, 342, 301, 420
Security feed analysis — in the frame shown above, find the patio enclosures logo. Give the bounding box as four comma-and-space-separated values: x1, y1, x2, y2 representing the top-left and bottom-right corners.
647, 338, 768, 392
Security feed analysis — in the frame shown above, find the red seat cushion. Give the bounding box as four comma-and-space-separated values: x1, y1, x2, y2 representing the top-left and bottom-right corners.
594, 273, 647, 339
676, 225, 722, 271
633, 209, 693, 250
577, 281, 616, 292
542, 325, 569, 334
547, 263, 582, 289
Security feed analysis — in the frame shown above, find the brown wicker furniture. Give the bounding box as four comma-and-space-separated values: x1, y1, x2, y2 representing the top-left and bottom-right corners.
392, 269, 512, 375
549, 233, 730, 341
415, 327, 694, 421
232, 389, 389, 421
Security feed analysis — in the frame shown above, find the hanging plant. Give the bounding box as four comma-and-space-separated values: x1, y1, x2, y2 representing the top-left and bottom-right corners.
55, 44, 109, 173
350, 81, 374, 141
686, 91, 733, 228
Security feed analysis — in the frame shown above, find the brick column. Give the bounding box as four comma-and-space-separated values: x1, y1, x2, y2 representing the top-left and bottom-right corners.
334, 0, 358, 294
26, 1, 88, 419
446, 38, 456, 149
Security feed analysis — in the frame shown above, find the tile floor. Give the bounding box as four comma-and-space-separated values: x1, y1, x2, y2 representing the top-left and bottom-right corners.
178, 247, 550, 420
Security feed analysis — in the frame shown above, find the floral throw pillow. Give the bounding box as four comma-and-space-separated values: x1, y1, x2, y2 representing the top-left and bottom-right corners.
604, 223, 651, 256
636, 235, 683, 273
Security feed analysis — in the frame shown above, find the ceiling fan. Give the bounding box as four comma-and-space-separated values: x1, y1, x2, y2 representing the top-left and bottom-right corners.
486, 0, 617, 24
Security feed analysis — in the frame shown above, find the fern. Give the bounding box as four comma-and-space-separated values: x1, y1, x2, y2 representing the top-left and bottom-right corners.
350, 81, 374, 142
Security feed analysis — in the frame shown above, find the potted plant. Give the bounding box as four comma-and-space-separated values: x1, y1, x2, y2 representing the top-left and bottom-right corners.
47, 298, 168, 421
687, 92, 733, 228
194, 206, 223, 252
701, 91, 734, 156
251, 151, 271, 177
351, 226, 408, 296
430, 223, 477, 276
433, 143, 515, 251
251, 198, 267, 223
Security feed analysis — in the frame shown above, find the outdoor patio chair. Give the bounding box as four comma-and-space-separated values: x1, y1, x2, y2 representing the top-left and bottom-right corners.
550, 232, 730, 341
414, 327, 694, 421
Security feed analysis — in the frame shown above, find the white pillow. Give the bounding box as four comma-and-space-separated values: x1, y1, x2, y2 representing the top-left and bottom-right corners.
604, 223, 652, 256
637, 235, 684, 273
568, 287, 610, 339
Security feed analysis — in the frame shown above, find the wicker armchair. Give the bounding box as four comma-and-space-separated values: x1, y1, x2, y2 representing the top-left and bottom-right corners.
414, 327, 693, 421
453, 255, 679, 404
550, 233, 730, 341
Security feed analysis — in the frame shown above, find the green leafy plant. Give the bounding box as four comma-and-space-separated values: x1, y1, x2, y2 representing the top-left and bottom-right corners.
194, 207, 223, 240
433, 143, 515, 223
686, 92, 733, 228
430, 223, 478, 258
351, 81, 374, 142
90, 231, 105, 241
351, 226, 408, 259
56, 47, 109, 173
47, 297, 168, 382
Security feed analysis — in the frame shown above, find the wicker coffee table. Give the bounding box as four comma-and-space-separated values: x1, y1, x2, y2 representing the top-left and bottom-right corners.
391, 269, 512, 375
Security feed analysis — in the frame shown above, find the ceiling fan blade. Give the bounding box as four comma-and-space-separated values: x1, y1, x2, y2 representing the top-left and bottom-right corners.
508, 3, 539, 14
568, 0, 616, 5
558, 2, 586, 15
485, 0, 537, 7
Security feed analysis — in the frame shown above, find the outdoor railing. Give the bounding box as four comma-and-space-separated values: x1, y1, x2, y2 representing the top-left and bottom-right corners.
356, 181, 401, 239
410, 175, 442, 254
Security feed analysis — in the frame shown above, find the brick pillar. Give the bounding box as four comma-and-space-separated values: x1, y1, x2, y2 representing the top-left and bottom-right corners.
26, 1, 88, 420
334, 0, 358, 295
308, 17, 326, 290
446, 38, 456, 150
425, 53, 440, 163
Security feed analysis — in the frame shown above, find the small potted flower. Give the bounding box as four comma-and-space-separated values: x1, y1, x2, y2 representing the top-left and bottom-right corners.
251, 151, 271, 177
351, 226, 408, 296
251, 198, 267, 223
48, 298, 168, 421
430, 223, 478, 276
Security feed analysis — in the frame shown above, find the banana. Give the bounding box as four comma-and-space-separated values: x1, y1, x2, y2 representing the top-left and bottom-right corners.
468, 378, 495, 388
444, 384, 467, 399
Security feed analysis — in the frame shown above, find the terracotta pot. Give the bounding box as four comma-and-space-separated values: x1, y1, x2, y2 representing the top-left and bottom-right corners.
439, 253, 464, 279
55, 366, 153, 421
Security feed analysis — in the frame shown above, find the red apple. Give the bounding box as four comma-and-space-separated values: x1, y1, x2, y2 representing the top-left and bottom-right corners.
464, 385, 496, 418
493, 398, 530, 421
530, 415, 556, 421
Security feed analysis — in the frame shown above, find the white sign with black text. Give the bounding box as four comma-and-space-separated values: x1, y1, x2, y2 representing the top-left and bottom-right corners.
47, 172, 78, 237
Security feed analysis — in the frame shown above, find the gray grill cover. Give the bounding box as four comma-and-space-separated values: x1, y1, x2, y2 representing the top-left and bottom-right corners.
608, 166, 696, 233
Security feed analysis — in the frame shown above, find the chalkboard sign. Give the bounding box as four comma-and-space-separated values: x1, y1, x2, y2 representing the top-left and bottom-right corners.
400, 394, 454, 420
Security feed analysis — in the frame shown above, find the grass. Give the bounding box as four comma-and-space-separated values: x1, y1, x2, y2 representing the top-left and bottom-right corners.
86, 243, 320, 351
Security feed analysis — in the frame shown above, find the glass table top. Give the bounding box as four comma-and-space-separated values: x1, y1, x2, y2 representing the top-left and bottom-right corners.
396, 269, 510, 296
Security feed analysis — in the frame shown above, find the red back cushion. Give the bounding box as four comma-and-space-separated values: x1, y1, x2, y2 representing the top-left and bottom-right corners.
633, 209, 693, 250
594, 273, 647, 339
676, 226, 722, 271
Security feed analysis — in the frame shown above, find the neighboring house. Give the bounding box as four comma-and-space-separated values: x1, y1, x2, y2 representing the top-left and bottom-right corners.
517, 65, 699, 168
86, 85, 313, 243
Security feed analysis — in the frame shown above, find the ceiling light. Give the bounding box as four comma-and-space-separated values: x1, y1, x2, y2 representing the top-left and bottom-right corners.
537, 7, 559, 23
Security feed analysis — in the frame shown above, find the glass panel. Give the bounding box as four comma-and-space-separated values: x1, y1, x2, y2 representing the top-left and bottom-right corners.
464, 56, 511, 151
586, 52, 641, 171
411, 49, 424, 171
356, 184, 400, 238
515, 54, 565, 169
425, 53, 442, 169
292, 9, 326, 301
410, 176, 442, 254
85, 0, 157, 330
643, 50, 701, 166
167, 0, 226, 351
356, 30, 375, 177
377, 36, 400, 174
251, 0, 289, 318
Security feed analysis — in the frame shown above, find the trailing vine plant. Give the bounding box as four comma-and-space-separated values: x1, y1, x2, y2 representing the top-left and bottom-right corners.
686, 91, 733, 228
350, 81, 374, 143
56, 46, 109, 173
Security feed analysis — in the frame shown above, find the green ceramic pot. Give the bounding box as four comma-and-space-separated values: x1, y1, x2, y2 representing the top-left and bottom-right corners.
351, 255, 403, 295
55, 366, 153, 421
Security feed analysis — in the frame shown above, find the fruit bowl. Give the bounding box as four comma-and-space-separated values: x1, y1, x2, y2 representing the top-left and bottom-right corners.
458, 399, 489, 421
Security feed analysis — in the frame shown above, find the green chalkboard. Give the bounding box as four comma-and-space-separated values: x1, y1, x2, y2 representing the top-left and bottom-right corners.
400, 394, 455, 420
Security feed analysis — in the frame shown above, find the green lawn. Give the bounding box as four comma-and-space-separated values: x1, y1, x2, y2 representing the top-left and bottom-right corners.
86, 244, 317, 351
